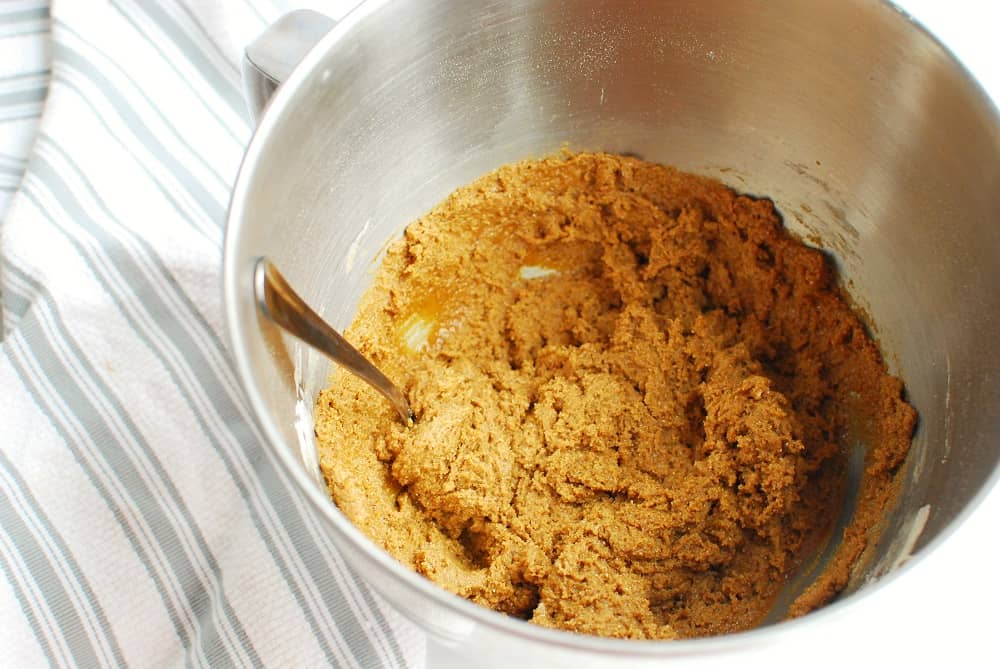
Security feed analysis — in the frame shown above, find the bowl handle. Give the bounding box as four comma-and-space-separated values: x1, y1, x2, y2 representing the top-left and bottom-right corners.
242, 9, 337, 124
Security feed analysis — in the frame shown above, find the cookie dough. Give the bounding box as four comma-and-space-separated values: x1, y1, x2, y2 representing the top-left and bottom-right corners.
314, 153, 916, 639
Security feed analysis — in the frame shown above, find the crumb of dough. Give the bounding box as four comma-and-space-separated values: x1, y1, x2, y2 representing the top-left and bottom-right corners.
314, 152, 916, 640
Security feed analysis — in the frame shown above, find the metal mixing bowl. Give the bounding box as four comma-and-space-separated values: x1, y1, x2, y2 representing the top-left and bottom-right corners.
223, 1, 1000, 665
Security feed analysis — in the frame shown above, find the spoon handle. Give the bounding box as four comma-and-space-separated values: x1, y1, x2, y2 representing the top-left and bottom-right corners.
254, 257, 414, 426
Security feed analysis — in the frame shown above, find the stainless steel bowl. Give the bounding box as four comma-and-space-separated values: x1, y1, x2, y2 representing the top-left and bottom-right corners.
224, 1, 1000, 665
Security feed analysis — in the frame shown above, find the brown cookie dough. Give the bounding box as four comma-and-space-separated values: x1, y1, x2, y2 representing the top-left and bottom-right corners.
314, 152, 916, 640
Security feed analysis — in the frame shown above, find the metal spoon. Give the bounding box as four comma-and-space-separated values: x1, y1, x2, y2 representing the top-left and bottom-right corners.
253, 257, 414, 426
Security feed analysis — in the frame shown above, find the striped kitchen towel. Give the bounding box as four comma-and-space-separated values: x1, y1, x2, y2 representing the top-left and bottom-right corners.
0, 1, 424, 667
0, 0, 49, 219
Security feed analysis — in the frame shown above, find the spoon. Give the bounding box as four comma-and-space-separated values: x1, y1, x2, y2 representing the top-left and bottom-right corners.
253, 257, 414, 426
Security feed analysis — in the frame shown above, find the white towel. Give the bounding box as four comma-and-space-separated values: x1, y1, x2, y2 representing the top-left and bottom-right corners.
0, 1, 423, 666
